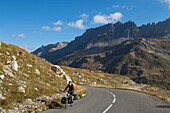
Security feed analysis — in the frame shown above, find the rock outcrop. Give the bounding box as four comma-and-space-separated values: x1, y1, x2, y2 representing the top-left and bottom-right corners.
51, 65, 72, 82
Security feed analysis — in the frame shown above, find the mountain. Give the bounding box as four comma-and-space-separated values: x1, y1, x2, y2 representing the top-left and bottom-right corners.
32, 42, 68, 57
33, 18, 170, 63
32, 18, 170, 89
57, 38, 170, 89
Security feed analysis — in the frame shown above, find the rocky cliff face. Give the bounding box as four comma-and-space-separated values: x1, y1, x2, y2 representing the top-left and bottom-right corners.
137, 18, 170, 38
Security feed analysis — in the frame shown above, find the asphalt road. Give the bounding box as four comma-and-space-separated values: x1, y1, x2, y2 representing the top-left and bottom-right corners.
43, 87, 170, 113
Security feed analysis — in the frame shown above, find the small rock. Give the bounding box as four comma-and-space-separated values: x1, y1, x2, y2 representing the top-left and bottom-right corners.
12, 56, 16, 60
6, 60, 11, 64
8, 83, 13, 86
6, 52, 10, 55
24, 99, 34, 105
93, 82, 97, 85
0, 93, 6, 100
79, 82, 83, 85
51, 65, 65, 76
0, 75, 5, 79
23, 73, 29, 77
27, 64, 33, 68
2, 65, 14, 77
34, 69, 40, 75
34, 88, 39, 91
10, 60, 18, 71
18, 86, 25, 93
81, 94, 86, 97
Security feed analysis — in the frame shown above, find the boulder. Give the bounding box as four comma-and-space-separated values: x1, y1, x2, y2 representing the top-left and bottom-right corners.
51, 65, 72, 82
10, 56, 18, 71
10, 61, 18, 71
51, 65, 65, 76
63, 74, 72, 83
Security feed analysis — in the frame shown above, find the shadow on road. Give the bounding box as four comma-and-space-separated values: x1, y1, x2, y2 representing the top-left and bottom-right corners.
47, 101, 63, 109
156, 105, 170, 108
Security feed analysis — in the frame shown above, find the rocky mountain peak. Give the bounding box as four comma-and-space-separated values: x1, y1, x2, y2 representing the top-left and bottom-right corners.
32, 42, 68, 57
32, 17, 170, 64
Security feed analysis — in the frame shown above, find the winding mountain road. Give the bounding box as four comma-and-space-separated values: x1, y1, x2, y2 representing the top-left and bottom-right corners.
43, 87, 170, 113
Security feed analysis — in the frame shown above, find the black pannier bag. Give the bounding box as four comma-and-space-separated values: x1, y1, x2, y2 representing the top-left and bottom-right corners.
61, 97, 66, 104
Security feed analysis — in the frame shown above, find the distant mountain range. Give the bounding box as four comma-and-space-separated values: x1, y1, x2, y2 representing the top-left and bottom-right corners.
32, 18, 170, 89
32, 17, 170, 63
32, 42, 68, 58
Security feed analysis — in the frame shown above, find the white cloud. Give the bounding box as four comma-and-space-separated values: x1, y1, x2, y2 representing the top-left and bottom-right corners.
18, 34, 26, 38
80, 13, 89, 20
113, 5, 119, 8
122, 6, 129, 10
160, 0, 170, 9
113, 4, 133, 10
53, 20, 63, 26
67, 19, 85, 29
93, 12, 123, 24
53, 27, 62, 31
42, 25, 62, 32
42, 26, 51, 31
11, 33, 26, 38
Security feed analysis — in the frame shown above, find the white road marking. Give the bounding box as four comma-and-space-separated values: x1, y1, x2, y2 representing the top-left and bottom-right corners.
103, 104, 113, 113
109, 92, 116, 103
102, 91, 116, 113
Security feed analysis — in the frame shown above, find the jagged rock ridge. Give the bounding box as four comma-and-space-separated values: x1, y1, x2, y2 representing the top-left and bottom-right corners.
32, 18, 170, 63
32, 18, 170, 89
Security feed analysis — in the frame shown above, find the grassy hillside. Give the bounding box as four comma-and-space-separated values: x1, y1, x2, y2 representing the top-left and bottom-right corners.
0, 42, 86, 112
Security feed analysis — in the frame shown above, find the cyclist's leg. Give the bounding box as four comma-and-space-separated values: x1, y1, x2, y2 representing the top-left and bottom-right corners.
70, 91, 74, 103
68, 91, 73, 103
73, 92, 77, 100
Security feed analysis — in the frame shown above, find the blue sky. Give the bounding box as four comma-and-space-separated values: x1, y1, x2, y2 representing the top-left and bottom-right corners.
0, 0, 170, 52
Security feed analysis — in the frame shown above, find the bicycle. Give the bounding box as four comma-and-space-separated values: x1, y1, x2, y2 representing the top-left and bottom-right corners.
59, 89, 73, 109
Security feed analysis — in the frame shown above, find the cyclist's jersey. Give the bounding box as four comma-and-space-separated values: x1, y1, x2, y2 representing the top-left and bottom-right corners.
65, 83, 74, 91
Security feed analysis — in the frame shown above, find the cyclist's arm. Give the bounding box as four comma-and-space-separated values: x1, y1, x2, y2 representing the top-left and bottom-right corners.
64, 84, 69, 91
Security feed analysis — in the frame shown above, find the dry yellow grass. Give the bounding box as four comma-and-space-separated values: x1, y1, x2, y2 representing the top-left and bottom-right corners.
61, 66, 170, 104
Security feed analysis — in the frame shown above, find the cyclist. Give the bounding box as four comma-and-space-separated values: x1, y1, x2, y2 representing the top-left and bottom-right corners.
64, 81, 77, 103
